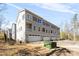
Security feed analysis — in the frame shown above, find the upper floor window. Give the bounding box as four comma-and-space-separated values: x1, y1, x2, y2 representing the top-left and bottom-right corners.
43, 21, 50, 27
26, 23, 32, 29
33, 16, 37, 22
51, 25, 56, 29
26, 13, 32, 20
27, 14, 30, 20
37, 19, 42, 23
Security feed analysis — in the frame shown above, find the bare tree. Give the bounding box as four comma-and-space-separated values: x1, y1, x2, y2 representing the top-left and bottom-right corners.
71, 14, 78, 41
0, 15, 5, 30
62, 14, 79, 40
63, 21, 69, 39
0, 3, 7, 31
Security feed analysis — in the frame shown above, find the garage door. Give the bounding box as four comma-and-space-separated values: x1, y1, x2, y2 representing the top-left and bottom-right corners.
43, 37, 50, 41
28, 36, 41, 42
51, 37, 57, 41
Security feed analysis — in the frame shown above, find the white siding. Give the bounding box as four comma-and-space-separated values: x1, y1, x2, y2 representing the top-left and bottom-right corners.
16, 11, 26, 42
12, 23, 16, 40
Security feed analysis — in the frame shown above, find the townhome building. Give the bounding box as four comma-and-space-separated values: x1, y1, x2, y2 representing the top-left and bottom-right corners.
16, 9, 60, 42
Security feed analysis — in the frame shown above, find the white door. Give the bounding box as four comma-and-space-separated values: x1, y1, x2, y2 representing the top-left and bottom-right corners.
28, 36, 41, 42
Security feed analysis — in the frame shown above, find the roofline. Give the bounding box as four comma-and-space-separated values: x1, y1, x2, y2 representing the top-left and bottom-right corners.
18, 9, 60, 29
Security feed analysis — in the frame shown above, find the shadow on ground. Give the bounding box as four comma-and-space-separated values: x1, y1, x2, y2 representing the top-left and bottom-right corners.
13, 47, 73, 56
46, 47, 72, 56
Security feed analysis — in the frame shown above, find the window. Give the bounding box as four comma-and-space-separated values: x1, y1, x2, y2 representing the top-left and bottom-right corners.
43, 21, 50, 27
38, 19, 41, 23
43, 21, 45, 25
34, 26, 36, 30
51, 30, 52, 33
26, 23, 32, 29
46, 30, 48, 33
30, 15, 33, 20
51, 25, 56, 28
38, 27, 40, 31
26, 14, 28, 20
26, 14, 32, 20
33, 16, 37, 22
42, 28, 45, 32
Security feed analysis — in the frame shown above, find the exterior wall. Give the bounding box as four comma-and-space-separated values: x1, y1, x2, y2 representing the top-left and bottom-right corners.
12, 23, 16, 40
25, 10, 60, 41
7, 29, 12, 39
51, 28, 60, 40
16, 11, 26, 42
16, 9, 60, 42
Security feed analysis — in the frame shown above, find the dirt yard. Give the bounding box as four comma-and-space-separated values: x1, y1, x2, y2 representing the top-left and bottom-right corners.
0, 40, 79, 56
0, 42, 51, 56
